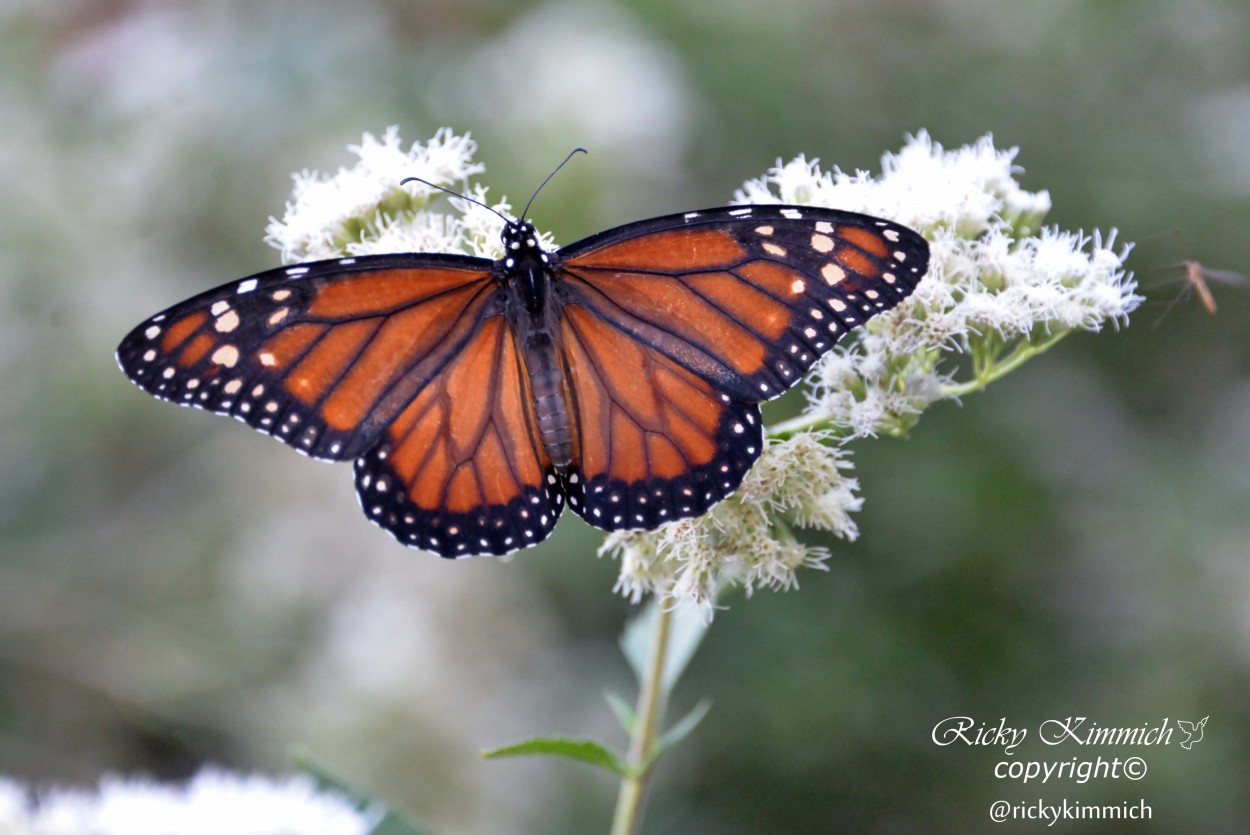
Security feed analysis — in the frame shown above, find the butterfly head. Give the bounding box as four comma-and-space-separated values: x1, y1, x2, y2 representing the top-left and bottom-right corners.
501, 220, 549, 270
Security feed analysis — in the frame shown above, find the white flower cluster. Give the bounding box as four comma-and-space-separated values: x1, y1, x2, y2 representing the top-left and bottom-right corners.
264, 126, 551, 264
608, 433, 859, 607
0, 769, 371, 835
747, 132, 1140, 438
605, 132, 1142, 607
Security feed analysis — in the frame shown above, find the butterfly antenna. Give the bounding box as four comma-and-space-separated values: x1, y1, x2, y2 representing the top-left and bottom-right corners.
399, 176, 511, 223
521, 147, 588, 221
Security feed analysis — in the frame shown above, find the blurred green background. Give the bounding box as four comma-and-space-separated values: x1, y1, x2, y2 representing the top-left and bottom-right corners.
3, 1, 1249, 832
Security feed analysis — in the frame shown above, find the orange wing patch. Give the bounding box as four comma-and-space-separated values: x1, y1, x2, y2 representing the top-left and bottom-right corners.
353, 315, 565, 557
570, 227, 745, 271
306, 267, 490, 317
837, 224, 891, 258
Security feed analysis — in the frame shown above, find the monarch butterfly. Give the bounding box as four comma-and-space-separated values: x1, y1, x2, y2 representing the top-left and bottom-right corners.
117, 164, 929, 558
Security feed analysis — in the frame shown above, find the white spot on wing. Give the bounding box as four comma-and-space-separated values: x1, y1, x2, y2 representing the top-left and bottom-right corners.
237, 279, 259, 294
821, 263, 846, 285
215, 310, 240, 333
211, 345, 240, 367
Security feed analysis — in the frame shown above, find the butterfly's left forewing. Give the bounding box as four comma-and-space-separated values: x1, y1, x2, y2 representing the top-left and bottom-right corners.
556, 205, 928, 403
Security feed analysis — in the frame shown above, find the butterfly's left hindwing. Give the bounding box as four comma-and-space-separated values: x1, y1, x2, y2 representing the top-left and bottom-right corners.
117, 254, 498, 461
558, 303, 763, 530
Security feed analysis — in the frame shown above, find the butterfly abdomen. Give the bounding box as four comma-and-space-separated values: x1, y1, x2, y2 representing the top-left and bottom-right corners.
522, 329, 573, 470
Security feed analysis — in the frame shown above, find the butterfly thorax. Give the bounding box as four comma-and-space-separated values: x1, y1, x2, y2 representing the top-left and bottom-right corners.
502, 220, 554, 315
501, 220, 574, 471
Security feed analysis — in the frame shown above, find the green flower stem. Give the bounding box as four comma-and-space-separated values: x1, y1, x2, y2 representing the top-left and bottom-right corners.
940, 329, 1069, 399
767, 409, 837, 440
611, 604, 674, 835
769, 329, 1072, 440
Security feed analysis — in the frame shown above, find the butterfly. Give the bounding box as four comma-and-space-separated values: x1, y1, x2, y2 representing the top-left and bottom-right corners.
117, 167, 929, 558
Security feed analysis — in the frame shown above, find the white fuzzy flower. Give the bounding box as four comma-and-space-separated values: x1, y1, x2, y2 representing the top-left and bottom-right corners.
603, 435, 859, 605
745, 132, 1141, 445
0, 770, 371, 835
263, 126, 531, 263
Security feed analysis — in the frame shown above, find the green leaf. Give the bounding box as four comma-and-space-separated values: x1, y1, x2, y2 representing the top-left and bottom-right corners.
604, 690, 637, 734
621, 599, 712, 692
481, 737, 629, 776
619, 602, 655, 683
652, 699, 713, 761
293, 750, 432, 835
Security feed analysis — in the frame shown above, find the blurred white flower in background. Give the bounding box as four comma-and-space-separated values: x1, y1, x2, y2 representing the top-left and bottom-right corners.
448, 2, 695, 173
0, 770, 370, 835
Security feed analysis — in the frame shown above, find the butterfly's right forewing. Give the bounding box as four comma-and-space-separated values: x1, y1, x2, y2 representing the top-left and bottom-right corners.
117, 254, 498, 461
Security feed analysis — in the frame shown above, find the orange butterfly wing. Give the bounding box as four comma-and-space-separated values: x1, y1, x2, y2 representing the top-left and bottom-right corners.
119, 253, 563, 558
552, 205, 928, 528
117, 254, 499, 462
